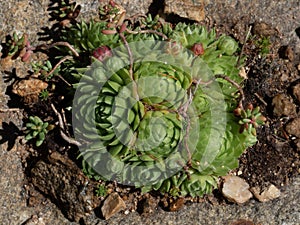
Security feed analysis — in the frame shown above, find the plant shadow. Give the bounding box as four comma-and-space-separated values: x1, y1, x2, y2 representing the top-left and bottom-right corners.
0, 121, 22, 151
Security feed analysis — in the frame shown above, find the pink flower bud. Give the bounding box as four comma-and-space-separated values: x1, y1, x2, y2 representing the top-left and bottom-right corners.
109, 0, 116, 7
21, 50, 32, 62
92, 46, 112, 62
119, 23, 127, 33
191, 43, 204, 56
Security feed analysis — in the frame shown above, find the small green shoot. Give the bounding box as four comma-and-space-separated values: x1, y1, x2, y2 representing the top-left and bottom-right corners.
95, 184, 108, 197
25, 116, 50, 147
39, 89, 49, 101
234, 104, 266, 135
5, 32, 26, 57
31, 60, 60, 81
255, 36, 271, 55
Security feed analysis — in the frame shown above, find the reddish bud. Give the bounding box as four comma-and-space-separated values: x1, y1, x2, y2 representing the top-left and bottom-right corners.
191, 43, 204, 56
21, 50, 32, 62
109, 0, 116, 7
25, 40, 31, 48
258, 115, 267, 122
72, 5, 81, 18
246, 103, 253, 110
233, 107, 242, 116
92, 46, 112, 62
119, 23, 127, 33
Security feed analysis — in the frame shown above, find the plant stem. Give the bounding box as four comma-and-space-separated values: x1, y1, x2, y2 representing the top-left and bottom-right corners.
38, 41, 79, 57
215, 74, 245, 109
0, 108, 21, 112
49, 42, 80, 57
177, 79, 202, 168
119, 32, 133, 79
119, 31, 140, 100
51, 103, 82, 146
237, 25, 252, 67
45, 55, 73, 81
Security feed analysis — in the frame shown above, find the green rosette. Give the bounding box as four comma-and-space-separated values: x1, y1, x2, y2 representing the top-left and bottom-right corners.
68, 18, 258, 197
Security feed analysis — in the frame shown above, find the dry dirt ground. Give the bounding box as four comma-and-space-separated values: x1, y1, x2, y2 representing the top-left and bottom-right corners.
0, 0, 300, 224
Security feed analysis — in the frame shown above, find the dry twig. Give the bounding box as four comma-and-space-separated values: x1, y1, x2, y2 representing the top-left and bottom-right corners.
119, 32, 134, 79
237, 25, 252, 67
51, 103, 81, 146
215, 74, 245, 109
45, 55, 73, 86
0, 108, 21, 112
47, 42, 79, 57
254, 93, 268, 106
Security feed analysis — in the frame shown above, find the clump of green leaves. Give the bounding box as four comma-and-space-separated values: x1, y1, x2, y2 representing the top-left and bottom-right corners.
31, 60, 60, 81
5, 32, 26, 57
95, 183, 108, 197
51, 0, 79, 19
255, 36, 271, 55
39, 89, 49, 101
234, 104, 266, 136
4, 32, 33, 62
54, 8, 265, 197
25, 116, 50, 147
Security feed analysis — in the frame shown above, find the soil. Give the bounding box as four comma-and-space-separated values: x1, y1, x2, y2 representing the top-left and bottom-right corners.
231, 28, 300, 189
0, 0, 299, 224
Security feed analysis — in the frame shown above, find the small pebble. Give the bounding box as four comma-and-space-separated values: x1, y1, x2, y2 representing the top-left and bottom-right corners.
222, 175, 252, 204
292, 83, 300, 102
250, 184, 281, 202
272, 94, 296, 117
101, 193, 126, 220
285, 118, 300, 138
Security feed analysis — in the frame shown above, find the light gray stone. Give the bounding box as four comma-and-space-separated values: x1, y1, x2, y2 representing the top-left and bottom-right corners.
164, 0, 205, 22
251, 184, 281, 202
222, 175, 253, 204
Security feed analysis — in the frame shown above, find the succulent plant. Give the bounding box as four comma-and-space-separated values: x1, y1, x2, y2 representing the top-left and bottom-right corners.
234, 104, 266, 136
95, 183, 108, 197
4, 32, 34, 62
60, 20, 120, 54
5, 32, 26, 56
39, 89, 49, 101
51, 0, 80, 20
25, 116, 50, 147
55, 12, 263, 197
32, 60, 60, 81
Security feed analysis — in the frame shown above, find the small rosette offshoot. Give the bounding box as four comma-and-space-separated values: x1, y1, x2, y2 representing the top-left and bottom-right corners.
234, 104, 267, 136
25, 116, 52, 147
